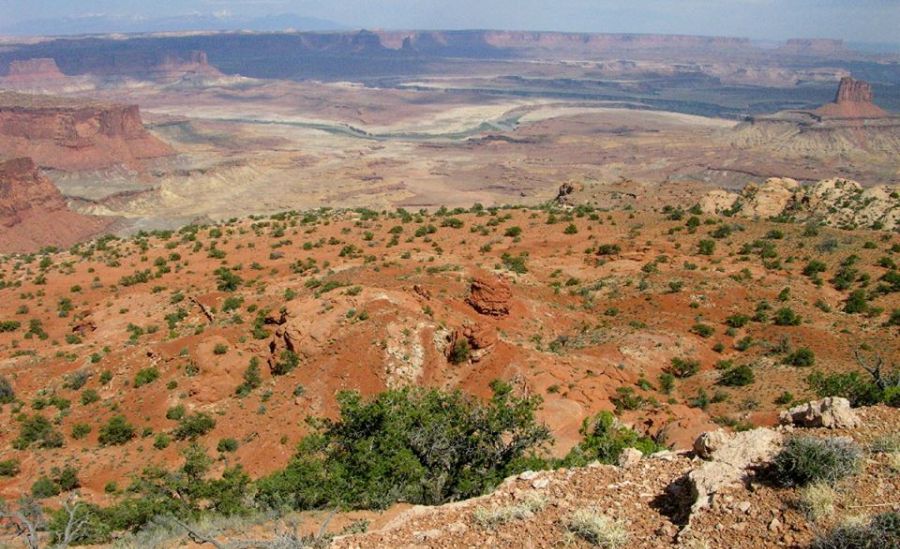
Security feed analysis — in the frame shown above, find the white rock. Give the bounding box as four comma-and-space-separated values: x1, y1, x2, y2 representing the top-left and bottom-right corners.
618, 447, 643, 468
779, 397, 861, 429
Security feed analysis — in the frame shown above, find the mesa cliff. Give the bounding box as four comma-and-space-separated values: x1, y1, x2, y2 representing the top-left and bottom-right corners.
3, 58, 66, 83
0, 91, 174, 171
0, 157, 115, 252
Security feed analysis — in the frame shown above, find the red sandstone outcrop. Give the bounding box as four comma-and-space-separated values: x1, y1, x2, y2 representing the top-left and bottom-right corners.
0, 91, 173, 171
815, 77, 888, 119
4, 58, 66, 83
0, 157, 114, 252
466, 274, 512, 317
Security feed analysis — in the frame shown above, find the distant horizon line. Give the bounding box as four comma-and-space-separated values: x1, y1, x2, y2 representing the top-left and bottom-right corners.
3, 26, 898, 45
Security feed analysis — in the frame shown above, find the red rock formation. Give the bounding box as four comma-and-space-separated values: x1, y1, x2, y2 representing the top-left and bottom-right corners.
815, 77, 888, 119
0, 92, 174, 171
0, 157, 115, 252
4, 58, 66, 83
466, 274, 512, 317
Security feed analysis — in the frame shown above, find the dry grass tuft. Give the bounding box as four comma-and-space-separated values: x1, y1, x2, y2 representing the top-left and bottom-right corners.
472, 493, 547, 528
564, 508, 629, 548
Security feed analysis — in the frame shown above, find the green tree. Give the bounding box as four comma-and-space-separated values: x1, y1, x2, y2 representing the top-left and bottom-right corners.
257, 381, 551, 510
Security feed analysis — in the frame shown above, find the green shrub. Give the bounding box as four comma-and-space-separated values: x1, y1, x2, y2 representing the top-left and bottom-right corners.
843, 290, 869, 314
0, 320, 21, 332
667, 357, 700, 378
698, 239, 715, 255
80, 388, 101, 405
0, 375, 14, 404
770, 437, 861, 487
236, 358, 262, 397
270, 350, 300, 376
658, 372, 675, 395
214, 267, 243, 292
256, 381, 551, 510
13, 415, 64, 449
803, 260, 827, 277
173, 412, 216, 440
806, 371, 882, 407
691, 323, 715, 338
448, 338, 471, 364
217, 438, 239, 453
725, 314, 750, 328
719, 364, 755, 387
98, 415, 136, 446
0, 459, 20, 477
31, 465, 79, 498
71, 423, 92, 440
32, 476, 61, 498
773, 307, 802, 326
811, 512, 899, 549
785, 347, 815, 367
153, 433, 171, 450
133, 367, 160, 388
562, 411, 663, 467
596, 244, 621, 256
166, 404, 186, 420
610, 387, 645, 411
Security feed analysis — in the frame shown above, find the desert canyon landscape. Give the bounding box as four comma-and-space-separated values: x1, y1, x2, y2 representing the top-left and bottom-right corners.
0, 6, 898, 549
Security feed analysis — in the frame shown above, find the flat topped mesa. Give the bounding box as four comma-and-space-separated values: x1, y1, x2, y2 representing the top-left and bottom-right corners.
815, 77, 888, 119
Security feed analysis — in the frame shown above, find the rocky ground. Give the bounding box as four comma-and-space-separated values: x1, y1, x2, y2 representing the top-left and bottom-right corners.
323, 406, 899, 549
0, 202, 897, 502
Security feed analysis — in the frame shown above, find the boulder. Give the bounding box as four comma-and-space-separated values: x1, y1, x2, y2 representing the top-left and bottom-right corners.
778, 397, 861, 429
740, 178, 800, 218
618, 447, 643, 468
692, 430, 730, 460
686, 428, 783, 515
698, 189, 738, 215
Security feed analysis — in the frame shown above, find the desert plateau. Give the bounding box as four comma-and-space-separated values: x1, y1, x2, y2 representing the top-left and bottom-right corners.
0, 4, 898, 548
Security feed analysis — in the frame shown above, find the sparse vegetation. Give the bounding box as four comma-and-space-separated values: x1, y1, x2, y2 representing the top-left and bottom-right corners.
770, 436, 861, 487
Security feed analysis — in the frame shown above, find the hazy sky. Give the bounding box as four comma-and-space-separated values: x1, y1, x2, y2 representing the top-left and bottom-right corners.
2, 0, 898, 43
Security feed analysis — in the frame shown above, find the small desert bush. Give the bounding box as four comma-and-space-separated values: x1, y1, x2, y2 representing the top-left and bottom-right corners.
98, 415, 136, 446
811, 512, 900, 549
771, 437, 861, 487
561, 411, 663, 466
668, 357, 700, 378
718, 364, 755, 387
798, 482, 836, 522
472, 493, 546, 528
565, 508, 628, 548
0, 375, 14, 404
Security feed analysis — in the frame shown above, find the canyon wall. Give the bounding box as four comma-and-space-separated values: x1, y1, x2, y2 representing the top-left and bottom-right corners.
0, 157, 114, 252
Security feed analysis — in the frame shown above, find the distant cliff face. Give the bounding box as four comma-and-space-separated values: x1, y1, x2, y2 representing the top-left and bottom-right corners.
151, 50, 224, 82
0, 92, 174, 171
4, 58, 66, 82
0, 157, 114, 252
780, 38, 845, 55
0, 157, 65, 223
377, 30, 752, 56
